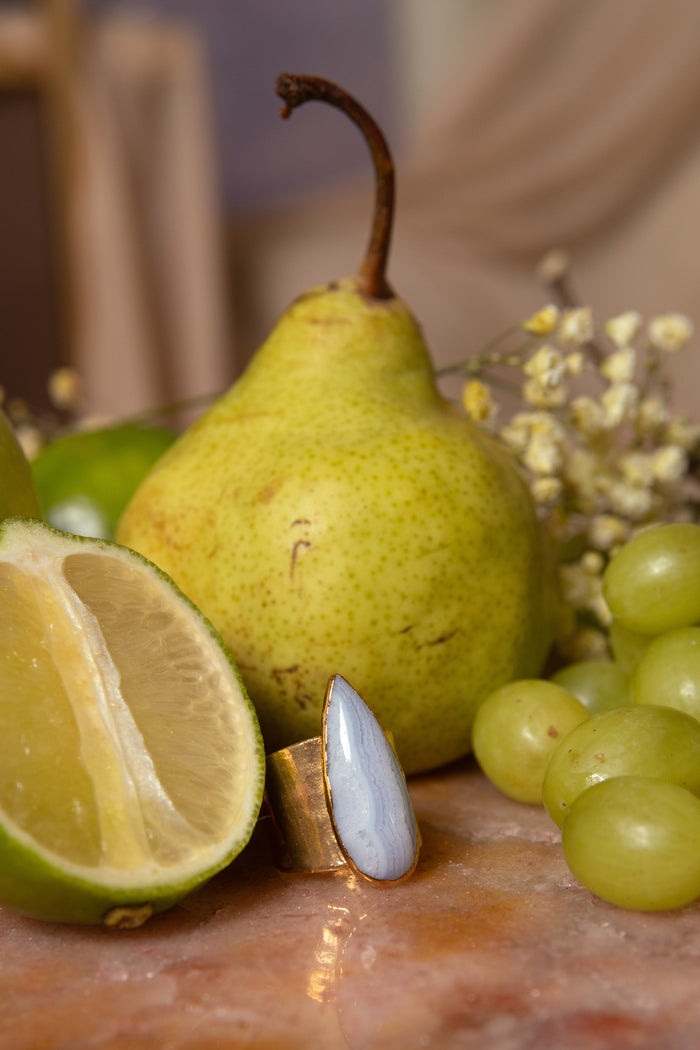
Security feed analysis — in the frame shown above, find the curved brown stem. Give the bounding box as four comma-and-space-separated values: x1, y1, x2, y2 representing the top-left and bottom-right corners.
275, 73, 394, 300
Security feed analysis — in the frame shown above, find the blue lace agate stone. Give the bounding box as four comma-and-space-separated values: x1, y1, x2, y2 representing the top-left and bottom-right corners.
323, 675, 419, 882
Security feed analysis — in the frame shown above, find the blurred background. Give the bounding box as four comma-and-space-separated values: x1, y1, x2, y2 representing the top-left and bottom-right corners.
2, 0, 700, 423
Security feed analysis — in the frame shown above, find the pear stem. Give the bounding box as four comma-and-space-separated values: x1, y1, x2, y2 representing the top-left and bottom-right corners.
275, 73, 394, 300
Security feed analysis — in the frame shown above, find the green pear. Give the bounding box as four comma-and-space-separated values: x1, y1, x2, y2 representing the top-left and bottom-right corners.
0, 408, 41, 520
117, 75, 556, 773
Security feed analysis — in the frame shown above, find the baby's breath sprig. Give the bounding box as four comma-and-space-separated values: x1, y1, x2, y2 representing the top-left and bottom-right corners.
447, 262, 699, 663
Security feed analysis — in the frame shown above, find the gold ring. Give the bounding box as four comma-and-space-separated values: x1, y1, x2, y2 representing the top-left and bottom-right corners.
265, 675, 420, 885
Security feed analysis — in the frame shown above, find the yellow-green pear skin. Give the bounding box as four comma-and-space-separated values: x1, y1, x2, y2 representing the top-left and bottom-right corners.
118, 278, 555, 773
0, 408, 41, 520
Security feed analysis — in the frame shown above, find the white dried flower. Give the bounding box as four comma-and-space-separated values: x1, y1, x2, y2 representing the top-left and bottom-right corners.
608, 480, 653, 521
459, 297, 698, 663
529, 412, 568, 442
636, 396, 669, 434
604, 311, 642, 349
570, 396, 606, 436
500, 411, 560, 450
665, 418, 700, 452
600, 347, 636, 384
522, 377, 567, 409
565, 454, 613, 517
648, 313, 693, 352
523, 429, 565, 476
564, 351, 584, 376
523, 345, 567, 390
499, 418, 530, 454
588, 514, 631, 551
600, 382, 639, 427
618, 451, 654, 488
558, 307, 594, 346
651, 444, 688, 483
462, 379, 496, 422
522, 305, 560, 335
580, 549, 605, 575
531, 476, 563, 504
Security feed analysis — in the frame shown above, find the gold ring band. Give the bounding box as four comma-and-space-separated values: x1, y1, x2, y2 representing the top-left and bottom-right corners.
264, 675, 420, 885
265, 736, 346, 873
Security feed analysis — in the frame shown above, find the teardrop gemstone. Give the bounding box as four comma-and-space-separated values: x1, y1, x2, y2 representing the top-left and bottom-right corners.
322, 675, 419, 882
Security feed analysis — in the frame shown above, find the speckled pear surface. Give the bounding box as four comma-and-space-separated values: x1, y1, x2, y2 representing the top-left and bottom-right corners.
117, 277, 555, 773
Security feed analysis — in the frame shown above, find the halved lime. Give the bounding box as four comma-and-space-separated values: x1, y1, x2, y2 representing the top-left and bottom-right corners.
0, 518, 265, 925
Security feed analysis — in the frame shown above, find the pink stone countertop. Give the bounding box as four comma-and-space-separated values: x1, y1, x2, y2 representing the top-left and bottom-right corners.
3, 760, 700, 1050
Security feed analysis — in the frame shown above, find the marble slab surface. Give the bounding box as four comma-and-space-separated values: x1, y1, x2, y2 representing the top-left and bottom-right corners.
3, 759, 700, 1049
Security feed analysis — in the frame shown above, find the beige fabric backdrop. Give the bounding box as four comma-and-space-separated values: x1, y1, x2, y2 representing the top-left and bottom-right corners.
67, 11, 233, 421
73, 0, 700, 420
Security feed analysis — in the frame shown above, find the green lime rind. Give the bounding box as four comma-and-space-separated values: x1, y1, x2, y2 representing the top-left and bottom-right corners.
0, 517, 266, 925
0, 815, 244, 926
31, 423, 177, 537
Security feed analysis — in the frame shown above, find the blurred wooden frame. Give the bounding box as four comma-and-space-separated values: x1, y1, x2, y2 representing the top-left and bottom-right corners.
0, 0, 80, 401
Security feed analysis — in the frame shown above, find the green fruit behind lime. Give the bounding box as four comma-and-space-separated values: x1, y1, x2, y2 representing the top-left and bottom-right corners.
0, 408, 41, 520
31, 423, 176, 539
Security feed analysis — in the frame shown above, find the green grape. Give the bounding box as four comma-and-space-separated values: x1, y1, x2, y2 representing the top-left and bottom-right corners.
551, 660, 630, 715
471, 679, 589, 804
632, 627, 700, 721
602, 522, 700, 634
542, 704, 700, 827
608, 618, 655, 675
563, 776, 700, 910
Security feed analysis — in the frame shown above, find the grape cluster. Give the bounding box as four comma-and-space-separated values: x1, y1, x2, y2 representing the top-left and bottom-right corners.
472, 522, 700, 911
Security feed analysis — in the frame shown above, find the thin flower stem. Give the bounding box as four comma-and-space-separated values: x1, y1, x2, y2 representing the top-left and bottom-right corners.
435, 325, 532, 379
435, 336, 538, 379
469, 371, 524, 398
